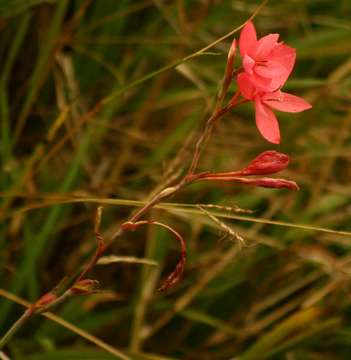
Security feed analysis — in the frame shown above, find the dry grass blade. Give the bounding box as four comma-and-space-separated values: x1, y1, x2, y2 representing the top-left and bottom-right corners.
197, 203, 253, 214
0, 351, 10, 360
2, 195, 351, 238
97, 256, 158, 266
197, 205, 246, 246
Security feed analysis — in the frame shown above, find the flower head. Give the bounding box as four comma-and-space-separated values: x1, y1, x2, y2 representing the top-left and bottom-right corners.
239, 21, 296, 92
71, 279, 99, 295
237, 73, 312, 144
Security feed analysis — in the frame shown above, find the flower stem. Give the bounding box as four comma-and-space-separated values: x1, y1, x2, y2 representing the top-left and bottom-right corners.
188, 102, 233, 175
0, 289, 73, 349
0, 309, 31, 349
0, 98, 235, 348
0, 51, 244, 350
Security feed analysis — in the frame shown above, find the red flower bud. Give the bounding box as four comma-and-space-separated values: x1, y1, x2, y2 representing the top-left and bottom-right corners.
232, 176, 299, 190
196, 175, 298, 191
236, 150, 290, 176
226, 39, 237, 75
219, 39, 237, 103
199, 151, 290, 179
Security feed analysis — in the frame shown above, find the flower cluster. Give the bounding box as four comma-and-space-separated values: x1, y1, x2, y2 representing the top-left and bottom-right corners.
233, 21, 312, 144
195, 22, 312, 192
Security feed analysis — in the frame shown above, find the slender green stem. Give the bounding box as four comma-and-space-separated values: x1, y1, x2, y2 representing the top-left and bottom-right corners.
0, 309, 31, 349
36, 290, 73, 315
188, 103, 233, 175
1, 13, 31, 169
14, 0, 69, 143
0, 289, 73, 349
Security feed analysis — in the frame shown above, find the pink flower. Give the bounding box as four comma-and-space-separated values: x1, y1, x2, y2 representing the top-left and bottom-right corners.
239, 21, 296, 92
237, 73, 312, 144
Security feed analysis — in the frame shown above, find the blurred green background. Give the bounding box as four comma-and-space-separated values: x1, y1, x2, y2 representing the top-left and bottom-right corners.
1, 0, 351, 359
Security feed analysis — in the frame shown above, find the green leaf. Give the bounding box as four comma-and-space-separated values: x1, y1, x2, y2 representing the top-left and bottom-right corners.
22, 348, 117, 360
0, 0, 57, 18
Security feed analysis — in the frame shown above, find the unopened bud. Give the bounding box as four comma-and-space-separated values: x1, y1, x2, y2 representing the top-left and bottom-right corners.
196, 174, 298, 191
31, 292, 57, 312
159, 186, 177, 198
219, 39, 237, 103
197, 151, 290, 179
237, 151, 290, 176
244, 177, 299, 190
71, 279, 99, 295
227, 39, 237, 73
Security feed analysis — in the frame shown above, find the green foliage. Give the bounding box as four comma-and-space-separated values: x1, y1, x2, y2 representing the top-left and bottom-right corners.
0, 0, 56, 18
1, 0, 351, 359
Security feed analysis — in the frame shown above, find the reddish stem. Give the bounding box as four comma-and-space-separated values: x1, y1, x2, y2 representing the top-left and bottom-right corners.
121, 220, 187, 291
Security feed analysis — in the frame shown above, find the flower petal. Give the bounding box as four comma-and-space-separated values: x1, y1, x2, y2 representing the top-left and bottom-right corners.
243, 54, 255, 75
271, 44, 296, 71
246, 72, 272, 92
263, 91, 312, 113
254, 34, 279, 59
237, 73, 256, 100
254, 60, 288, 79
269, 44, 296, 87
239, 21, 257, 56
255, 99, 280, 144
269, 75, 288, 91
